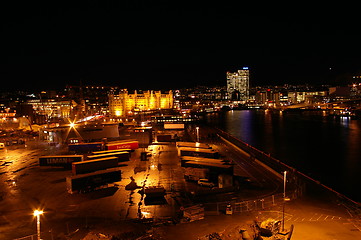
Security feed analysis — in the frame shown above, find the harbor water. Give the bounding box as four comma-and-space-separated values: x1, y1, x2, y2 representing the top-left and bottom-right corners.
205, 110, 361, 202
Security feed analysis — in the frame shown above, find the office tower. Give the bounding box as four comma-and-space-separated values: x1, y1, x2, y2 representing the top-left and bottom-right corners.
227, 67, 250, 101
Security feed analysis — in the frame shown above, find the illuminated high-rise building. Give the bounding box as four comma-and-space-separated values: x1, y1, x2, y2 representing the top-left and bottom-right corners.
109, 89, 173, 117
227, 67, 250, 101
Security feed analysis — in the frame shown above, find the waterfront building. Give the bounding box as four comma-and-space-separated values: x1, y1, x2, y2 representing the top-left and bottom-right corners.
65, 85, 119, 115
108, 89, 173, 117
227, 67, 250, 102
27, 99, 72, 119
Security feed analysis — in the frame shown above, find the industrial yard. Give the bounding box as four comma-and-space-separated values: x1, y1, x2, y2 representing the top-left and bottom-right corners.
0, 125, 359, 240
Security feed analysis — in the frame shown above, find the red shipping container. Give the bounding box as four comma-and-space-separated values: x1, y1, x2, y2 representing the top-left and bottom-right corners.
106, 141, 139, 150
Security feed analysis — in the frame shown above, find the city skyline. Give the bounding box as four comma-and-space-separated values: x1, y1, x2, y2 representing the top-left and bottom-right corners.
1, 3, 361, 90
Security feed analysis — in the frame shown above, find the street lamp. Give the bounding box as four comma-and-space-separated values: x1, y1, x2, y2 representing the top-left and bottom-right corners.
196, 127, 200, 142
282, 171, 288, 232
33, 210, 43, 240
283, 171, 287, 198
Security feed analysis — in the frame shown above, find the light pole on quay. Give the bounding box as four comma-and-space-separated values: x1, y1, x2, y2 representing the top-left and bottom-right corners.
33, 210, 43, 240
196, 127, 200, 142
282, 171, 290, 232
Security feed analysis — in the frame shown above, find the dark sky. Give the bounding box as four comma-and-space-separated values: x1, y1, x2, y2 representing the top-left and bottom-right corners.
1, 2, 361, 91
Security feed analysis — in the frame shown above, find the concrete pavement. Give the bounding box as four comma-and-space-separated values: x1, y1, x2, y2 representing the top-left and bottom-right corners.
155, 195, 361, 240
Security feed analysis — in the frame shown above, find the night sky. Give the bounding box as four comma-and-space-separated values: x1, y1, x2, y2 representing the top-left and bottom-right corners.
1, 2, 361, 91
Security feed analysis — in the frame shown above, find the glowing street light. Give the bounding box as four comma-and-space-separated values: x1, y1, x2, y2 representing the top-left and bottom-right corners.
282, 171, 288, 232
283, 171, 287, 198
196, 127, 200, 142
33, 210, 43, 240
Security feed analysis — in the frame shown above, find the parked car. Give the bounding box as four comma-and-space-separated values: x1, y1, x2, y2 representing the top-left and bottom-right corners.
197, 179, 214, 188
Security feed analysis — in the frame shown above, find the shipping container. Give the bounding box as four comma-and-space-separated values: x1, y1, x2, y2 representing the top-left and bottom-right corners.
106, 140, 139, 151
164, 123, 185, 129
68, 142, 104, 153
180, 156, 226, 167
218, 174, 233, 188
66, 167, 121, 194
182, 161, 233, 174
178, 147, 219, 159
176, 142, 211, 149
156, 134, 172, 142
39, 155, 84, 168
87, 151, 130, 162
184, 167, 210, 181
71, 156, 118, 175
144, 186, 166, 197
91, 149, 132, 155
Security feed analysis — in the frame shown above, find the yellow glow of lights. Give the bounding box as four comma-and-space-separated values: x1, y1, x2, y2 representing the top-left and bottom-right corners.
33, 210, 43, 216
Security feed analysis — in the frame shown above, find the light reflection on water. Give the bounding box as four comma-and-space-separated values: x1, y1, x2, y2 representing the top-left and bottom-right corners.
206, 110, 361, 201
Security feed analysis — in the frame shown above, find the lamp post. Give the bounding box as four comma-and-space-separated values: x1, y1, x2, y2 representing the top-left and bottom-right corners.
282, 171, 287, 232
33, 210, 43, 240
283, 171, 287, 198
196, 127, 200, 142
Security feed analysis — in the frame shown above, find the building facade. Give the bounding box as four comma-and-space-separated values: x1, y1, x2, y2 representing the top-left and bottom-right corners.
109, 89, 173, 117
227, 67, 250, 102
27, 99, 72, 119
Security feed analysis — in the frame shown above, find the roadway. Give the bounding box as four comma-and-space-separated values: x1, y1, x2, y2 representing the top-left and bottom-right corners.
188, 125, 283, 200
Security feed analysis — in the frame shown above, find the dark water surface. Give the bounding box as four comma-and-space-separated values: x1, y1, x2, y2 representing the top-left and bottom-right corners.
205, 110, 361, 201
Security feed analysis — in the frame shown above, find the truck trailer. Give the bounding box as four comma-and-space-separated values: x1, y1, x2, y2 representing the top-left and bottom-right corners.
68, 142, 104, 153
86, 151, 130, 162
71, 156, 118, 175
39, 155, 84, 168
91, 149, 132, 155
178, 147, 219, 159
176, 142, 211, 149
180, 156, 227, 167
184, 167, 210, 181
66, 167, 121, 194
106, 140, 139, 151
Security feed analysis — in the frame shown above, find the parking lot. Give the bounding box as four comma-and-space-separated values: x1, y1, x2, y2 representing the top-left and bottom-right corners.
0, 125, 287, 239
0, 139, 229, 239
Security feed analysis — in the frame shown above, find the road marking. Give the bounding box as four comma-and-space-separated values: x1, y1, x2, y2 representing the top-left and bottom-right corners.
317, 215, 323, 221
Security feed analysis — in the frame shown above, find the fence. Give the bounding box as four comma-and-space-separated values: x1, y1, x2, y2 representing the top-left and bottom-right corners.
14, 231, 53, 240
204, 188, 302, 215
213, 126, 361, 217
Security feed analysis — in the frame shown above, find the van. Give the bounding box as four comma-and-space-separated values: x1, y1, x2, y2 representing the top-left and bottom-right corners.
197, 179, 214, 188
0, 143, 5, 149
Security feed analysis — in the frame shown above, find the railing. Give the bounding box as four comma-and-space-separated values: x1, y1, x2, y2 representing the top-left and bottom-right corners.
203, 188, 303, 215
213, 126, 361, 217
14, 231, 53, 240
